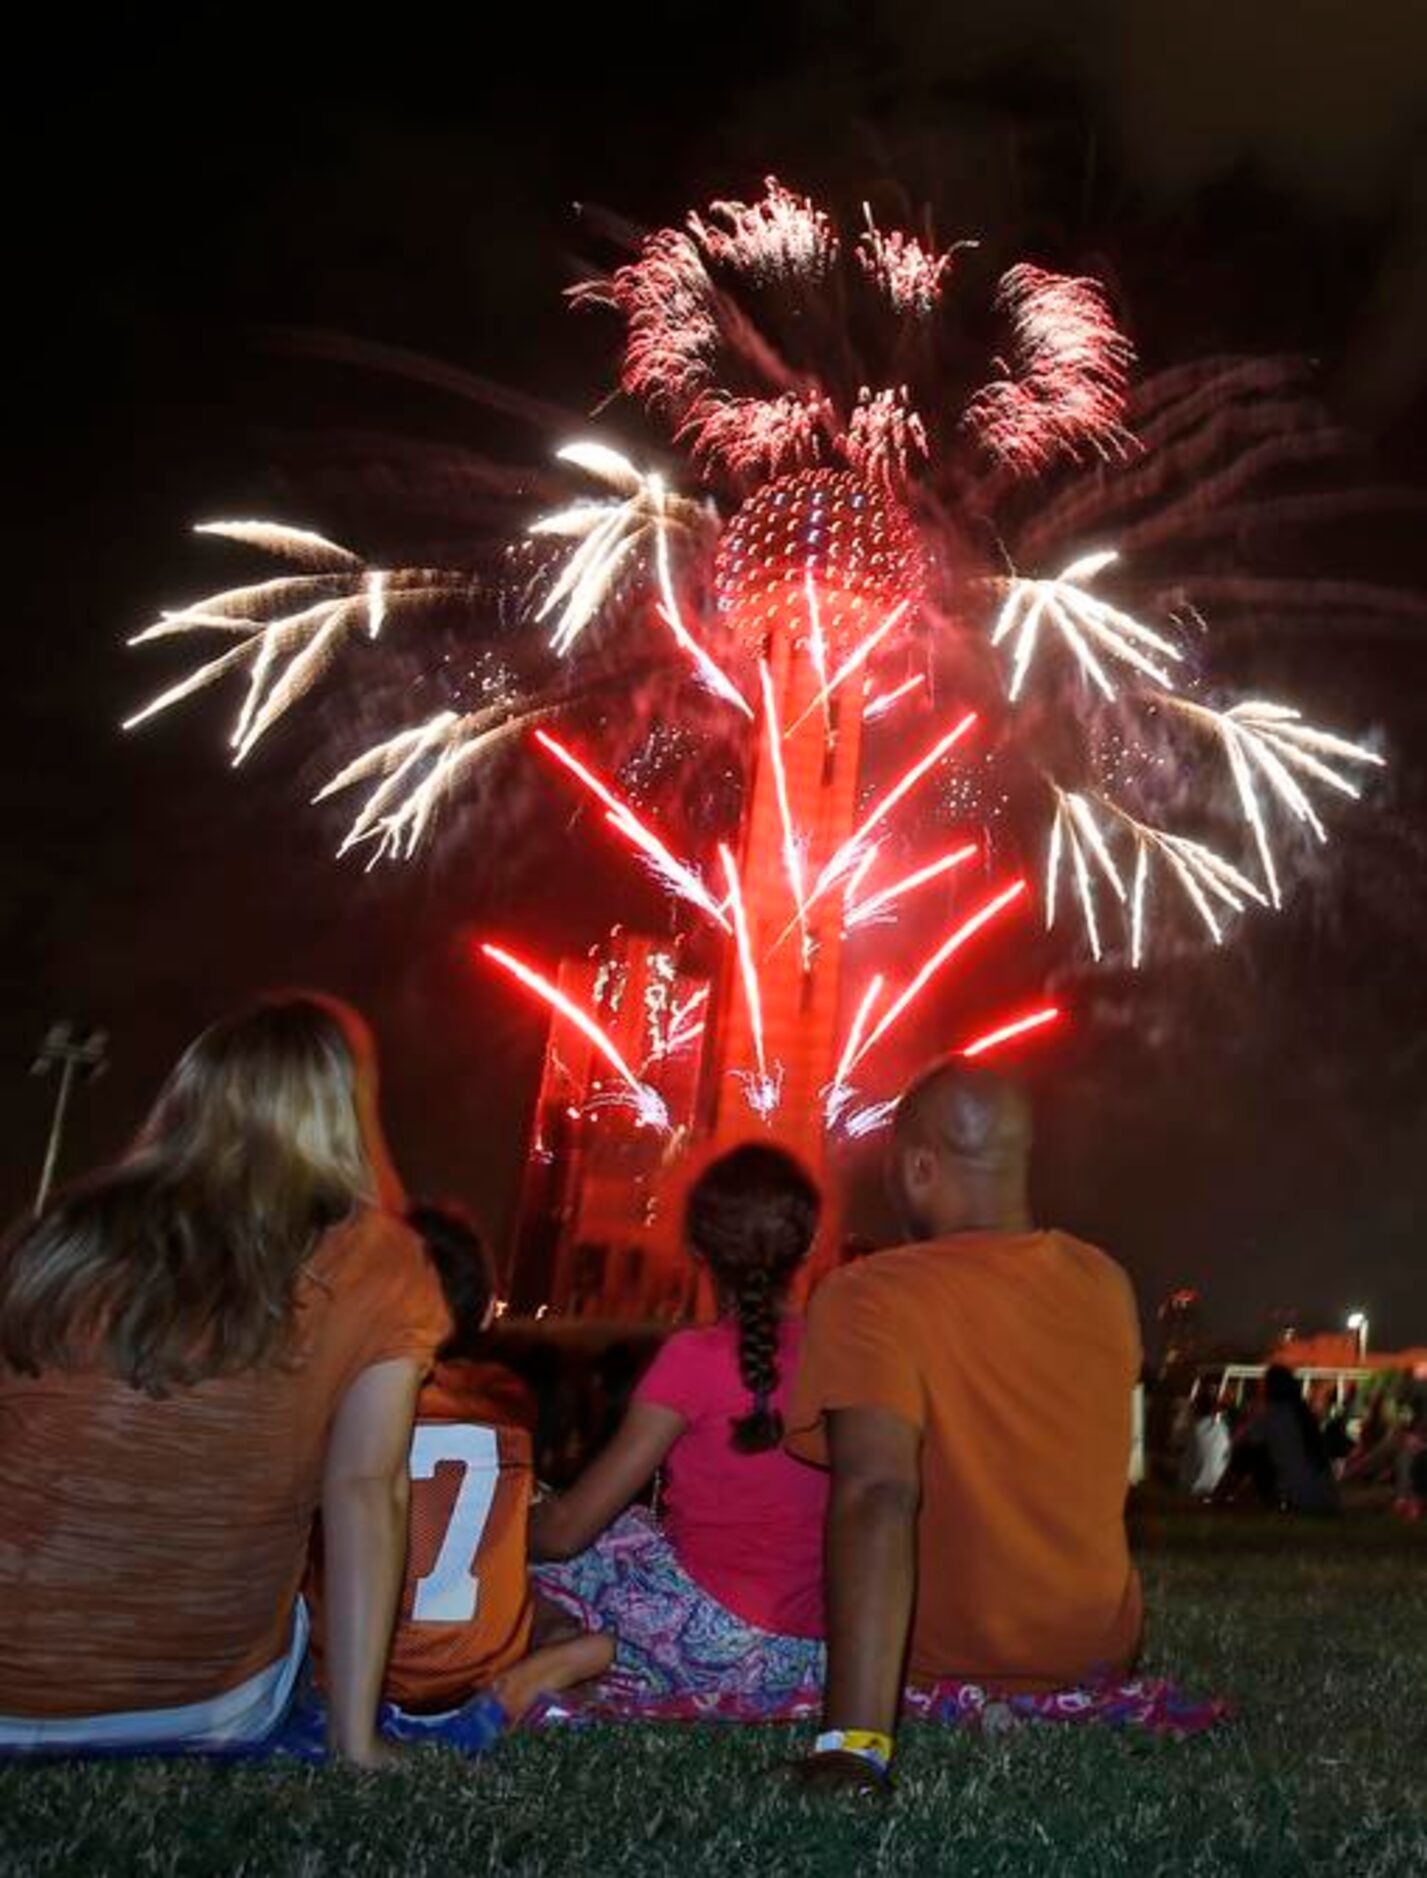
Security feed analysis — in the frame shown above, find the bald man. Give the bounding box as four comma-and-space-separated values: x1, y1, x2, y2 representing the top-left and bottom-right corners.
786, 1061, 1142, 1793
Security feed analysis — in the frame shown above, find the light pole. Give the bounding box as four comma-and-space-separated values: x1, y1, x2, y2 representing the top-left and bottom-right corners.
1346, 1310, 1369, 1365
31, 1022, 108, 1216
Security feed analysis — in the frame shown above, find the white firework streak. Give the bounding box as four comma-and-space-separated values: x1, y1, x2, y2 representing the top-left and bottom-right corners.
688, 176, 839, 281
759, 662, 809, 954
125, 530, 449, 762
802, 564, 831, 733
193, 519, 363, 568
841, 843, 882, 916
1047, 788, 1268, 959
786, 597, 912, 735
533, 729, 731, 931
1045, 790, 1125, 962
842, 1097, 900, 1140
532, 443, 703, 656
719, 843, 782, 1120
810, 712, 979, 909
1168, 697, 1384, 907
586, 1084, 674, 1131
864, 673, 925, 722
655, 1019, 705, 1060
848, 880, 1029, 1076
734, 1065, 786, 1121
482, 942, 668, 1134
991, 549, 1182, 701
317, 701, 537, 863
824, 973, 885, 1127
844, 844, 978, 932
669, 984, 710, 1034
650, 487, 753, 718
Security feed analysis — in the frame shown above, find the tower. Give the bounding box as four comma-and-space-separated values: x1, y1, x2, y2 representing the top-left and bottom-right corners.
703, 469, 926, 1193
508, 468, 927, 1312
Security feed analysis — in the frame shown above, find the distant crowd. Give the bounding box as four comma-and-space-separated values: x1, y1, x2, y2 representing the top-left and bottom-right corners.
1172, 1367, 1426, 1518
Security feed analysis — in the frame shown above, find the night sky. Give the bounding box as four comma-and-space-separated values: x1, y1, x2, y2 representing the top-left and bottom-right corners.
7, 2, 1426, 1350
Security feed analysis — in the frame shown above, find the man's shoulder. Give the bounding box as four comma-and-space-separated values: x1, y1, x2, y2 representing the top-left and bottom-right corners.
1043, 1229, 1137, 1299
810, 1242, 940, 1316
817, 1231, 1135, 1309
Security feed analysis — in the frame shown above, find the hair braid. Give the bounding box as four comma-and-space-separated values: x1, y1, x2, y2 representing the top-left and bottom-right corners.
683, 1142, 821, 1457
730, 1263, 783, 1453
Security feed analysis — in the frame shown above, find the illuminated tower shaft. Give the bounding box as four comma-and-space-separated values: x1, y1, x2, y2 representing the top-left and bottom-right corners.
708, 622, 864, 1177
703, 467, 925, 1208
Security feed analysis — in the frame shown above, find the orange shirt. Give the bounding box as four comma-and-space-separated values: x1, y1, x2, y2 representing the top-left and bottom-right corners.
787, 1230, 1142, 1691
310, 1358, 536, 1710
0, 1208, 449, 1719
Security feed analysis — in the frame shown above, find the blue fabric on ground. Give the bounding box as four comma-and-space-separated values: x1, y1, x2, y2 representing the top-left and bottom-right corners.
0, 1690, 508, 1765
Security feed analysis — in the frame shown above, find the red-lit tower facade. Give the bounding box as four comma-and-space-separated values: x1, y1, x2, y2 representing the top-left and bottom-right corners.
705, 470, 924, 1181
512, 469, 926, 1314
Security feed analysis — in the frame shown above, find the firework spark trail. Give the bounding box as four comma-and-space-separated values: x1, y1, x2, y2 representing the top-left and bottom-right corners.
842, 1098, 901, 1139
1047, 790, 1268, 958
1167, 697, 1384, 907
845, 388, 930, 489
652, 507, 752, 717
681, 388, 834, 481
960, 1005, 1061, 1058
992, 550, 1181, 701
532, 444, 706, 655
661, 1020, 705, 1056
848, 879, 1029, 1075
802, 564, 831, 732
844, 843, 979, 930
965, 264, 1134, 475
786, 597, 912, 734
480, 943, 668, 1130
811, 712, 978, 907
648, 985, 710, 1064
688, 177, 839, 281
669, 985, 710, 1033
319, 706, 540, 862
856, 208, 972, 315
533, 730, 730, 929
825, 973, 886, 1126
864, 673, 925, 721
759, 663, 809, 952
125, 548, 464, 759
195, 520, 362, 567
573, 227, 718, 417
718, 843, 780, 1117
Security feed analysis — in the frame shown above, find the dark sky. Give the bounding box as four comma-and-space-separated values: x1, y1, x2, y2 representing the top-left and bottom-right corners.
7, 1, 1426, 1350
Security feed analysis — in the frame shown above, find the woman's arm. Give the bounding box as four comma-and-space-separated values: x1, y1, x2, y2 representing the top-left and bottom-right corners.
321, 1356, 425, 1768
528, 1401, 684, 1561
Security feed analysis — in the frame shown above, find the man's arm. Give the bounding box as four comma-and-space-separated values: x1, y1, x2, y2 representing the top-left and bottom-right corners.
821, 1404, 922, 1738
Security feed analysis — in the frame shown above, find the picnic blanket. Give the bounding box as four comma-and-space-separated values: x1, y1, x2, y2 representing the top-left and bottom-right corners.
526, 1670, 1230, 1738
0, 1671, 1226, 1764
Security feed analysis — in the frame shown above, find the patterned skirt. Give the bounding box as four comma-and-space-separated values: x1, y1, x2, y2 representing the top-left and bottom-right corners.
533, 1508, 825, 1711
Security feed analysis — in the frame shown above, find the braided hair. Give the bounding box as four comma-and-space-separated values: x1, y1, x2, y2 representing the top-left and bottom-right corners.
684, 1144, 820, 1454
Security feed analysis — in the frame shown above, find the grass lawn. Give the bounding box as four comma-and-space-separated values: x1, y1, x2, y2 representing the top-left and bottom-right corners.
3, 1503, 1423, 1876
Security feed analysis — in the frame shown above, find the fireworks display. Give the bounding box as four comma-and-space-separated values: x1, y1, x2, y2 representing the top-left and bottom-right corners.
126, 177, 1395, 1155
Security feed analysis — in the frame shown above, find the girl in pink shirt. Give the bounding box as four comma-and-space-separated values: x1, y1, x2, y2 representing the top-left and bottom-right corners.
529, 1145, 827, 1703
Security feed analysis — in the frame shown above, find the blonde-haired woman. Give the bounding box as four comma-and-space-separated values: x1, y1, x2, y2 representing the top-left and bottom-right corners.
0, 995, 449, 1765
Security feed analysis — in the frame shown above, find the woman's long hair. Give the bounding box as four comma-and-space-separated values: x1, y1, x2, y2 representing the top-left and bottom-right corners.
685, 1143, 820, 1454
0, 995, 377, 1394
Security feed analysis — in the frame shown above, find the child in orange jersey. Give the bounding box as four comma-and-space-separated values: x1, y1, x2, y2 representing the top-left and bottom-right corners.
309, 1204, 609, 1719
